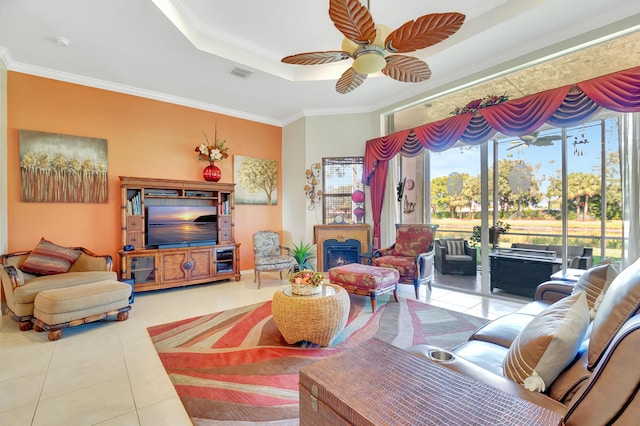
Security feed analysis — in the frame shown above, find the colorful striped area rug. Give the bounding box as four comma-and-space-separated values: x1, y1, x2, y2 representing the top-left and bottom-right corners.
148, 294, 488, 425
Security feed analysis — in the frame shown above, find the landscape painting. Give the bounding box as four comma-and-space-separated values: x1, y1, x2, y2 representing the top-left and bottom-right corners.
19, 130, 108, 203
233, 155, 278, 205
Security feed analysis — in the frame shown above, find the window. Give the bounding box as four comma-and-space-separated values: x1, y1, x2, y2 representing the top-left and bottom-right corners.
421, 111, 623, 266
322, 157, 365, 224
428, 145, 482, 234
491, 115, 621, 261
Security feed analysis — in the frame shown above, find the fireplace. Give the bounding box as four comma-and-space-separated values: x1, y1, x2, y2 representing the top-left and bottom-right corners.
314, 224, 370, 272
325, 240, 361, 270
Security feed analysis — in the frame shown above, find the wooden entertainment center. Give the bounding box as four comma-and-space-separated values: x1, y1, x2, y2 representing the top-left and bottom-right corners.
118, 176, 240, 292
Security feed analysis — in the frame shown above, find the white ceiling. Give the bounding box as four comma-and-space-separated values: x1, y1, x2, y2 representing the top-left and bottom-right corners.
0, 0, 638, 127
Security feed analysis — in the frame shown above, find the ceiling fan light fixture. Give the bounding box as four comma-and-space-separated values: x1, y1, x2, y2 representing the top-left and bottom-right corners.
341, 37, 359, 55
342, 23, 391, 57
352, 49, 386, 74
372, 24, 392, 47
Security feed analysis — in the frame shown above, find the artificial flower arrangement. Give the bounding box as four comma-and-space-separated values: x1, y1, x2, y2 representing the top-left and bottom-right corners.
289, 269, 324, 286
450, 93, 509, 115
195, 126, 230, 163
289, 269, 324, 295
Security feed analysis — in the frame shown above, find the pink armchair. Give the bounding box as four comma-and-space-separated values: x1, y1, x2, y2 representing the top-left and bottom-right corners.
371, 224, 438, 298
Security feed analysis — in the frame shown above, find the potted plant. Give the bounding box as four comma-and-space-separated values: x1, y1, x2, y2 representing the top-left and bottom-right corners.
291, 241, 316, 271
469, 220, 511, 247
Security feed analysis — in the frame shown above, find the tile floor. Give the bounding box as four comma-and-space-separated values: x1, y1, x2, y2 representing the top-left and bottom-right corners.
0, 271, 527, 426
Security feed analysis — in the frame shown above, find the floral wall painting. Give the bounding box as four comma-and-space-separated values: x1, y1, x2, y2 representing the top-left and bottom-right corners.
19, 130, 108, 203
234, 155, 278, 205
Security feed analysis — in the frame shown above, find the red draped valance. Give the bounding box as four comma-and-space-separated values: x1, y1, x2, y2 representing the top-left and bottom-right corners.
363, 66, 640, 245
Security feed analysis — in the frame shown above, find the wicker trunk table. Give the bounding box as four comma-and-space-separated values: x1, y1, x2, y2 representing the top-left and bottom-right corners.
271, 284, 350, 347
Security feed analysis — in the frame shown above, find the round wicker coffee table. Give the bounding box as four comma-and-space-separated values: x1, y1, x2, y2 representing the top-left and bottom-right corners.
272, 284, 350, 347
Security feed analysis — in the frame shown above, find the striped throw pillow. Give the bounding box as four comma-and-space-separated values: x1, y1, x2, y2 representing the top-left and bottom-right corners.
19, 238, 81, 275
571, 262, 619, 319
445, 239, 465, 256
503, 292, 589, 392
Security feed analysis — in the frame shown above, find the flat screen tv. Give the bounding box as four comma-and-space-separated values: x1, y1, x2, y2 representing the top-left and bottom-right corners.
146, 205, 217, 248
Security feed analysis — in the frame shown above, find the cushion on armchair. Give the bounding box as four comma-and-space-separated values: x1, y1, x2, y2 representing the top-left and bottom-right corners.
445, 239, 465, 256
392, 225, 434, 257
255, 255, 294, 271
19, 238, 81, 276
503, 291, 590, 393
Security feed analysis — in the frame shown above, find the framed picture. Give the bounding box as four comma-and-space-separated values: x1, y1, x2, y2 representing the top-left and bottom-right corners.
19, 130, 108, 203
233, 155, 278, 205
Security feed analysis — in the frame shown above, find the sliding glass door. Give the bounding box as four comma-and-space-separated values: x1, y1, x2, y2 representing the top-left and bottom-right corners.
398, 110, 624, 294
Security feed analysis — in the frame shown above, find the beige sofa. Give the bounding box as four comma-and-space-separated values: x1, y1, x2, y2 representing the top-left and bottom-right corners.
408, 258, 640, 425
1, 247, 116, 330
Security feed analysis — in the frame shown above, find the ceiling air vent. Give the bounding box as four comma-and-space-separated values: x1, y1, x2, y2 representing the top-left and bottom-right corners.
230, 67, 252, 78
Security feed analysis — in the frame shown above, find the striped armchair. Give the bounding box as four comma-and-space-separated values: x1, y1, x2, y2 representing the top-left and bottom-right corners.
434, 239, 477, 275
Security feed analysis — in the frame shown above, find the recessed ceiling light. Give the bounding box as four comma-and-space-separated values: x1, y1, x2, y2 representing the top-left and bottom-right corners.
54, 37, 71, 47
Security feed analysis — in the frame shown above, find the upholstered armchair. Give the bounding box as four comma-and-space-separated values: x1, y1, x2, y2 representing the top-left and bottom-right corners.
252, 231, 296, 288
371, 224, 438, 298
434, 239, 477, 275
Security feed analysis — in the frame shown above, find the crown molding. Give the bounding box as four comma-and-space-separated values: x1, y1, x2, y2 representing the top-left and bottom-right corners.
3, 56, 284, 127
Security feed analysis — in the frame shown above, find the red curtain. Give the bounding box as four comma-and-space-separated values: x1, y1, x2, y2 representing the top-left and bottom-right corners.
480, 86, 571, 136
413, 114, 472, 152
578, 67, 640, 111
363, 66, 640, 245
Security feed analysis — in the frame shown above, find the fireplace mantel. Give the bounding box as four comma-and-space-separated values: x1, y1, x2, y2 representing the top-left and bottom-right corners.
314, 225, 370, 272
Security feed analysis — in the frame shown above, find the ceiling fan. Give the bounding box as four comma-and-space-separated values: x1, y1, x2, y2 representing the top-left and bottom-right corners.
281, 0, 465, 94
507, 132, 563, 150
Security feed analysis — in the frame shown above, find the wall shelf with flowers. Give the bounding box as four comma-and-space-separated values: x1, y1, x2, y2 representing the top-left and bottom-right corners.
195, 125, 230, 182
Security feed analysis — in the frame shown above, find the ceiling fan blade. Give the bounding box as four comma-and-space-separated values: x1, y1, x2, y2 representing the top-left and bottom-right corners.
329, 0, 376, 45
519, 132, 539, 143
336, 67, 367, 94
385, 12, 465, 53
532, 136, 561, 146
281, 51, 351, 65
507, 142, 525, 151
382, 55, 431, 82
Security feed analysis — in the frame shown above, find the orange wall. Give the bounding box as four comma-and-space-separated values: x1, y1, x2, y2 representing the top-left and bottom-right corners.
6, 72, 282, 272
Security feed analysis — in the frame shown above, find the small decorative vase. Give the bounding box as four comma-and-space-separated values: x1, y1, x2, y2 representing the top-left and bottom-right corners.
203, 162, 222, 182
291, 283, 323, 296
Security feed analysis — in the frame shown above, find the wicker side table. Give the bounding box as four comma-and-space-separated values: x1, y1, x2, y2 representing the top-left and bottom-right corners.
272, 284, 350, 347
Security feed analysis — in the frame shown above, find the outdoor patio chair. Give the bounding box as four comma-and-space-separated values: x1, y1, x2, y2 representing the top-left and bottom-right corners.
435, 238, 477, 276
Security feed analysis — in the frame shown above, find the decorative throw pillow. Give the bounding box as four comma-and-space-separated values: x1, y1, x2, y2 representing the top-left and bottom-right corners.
588, 258, 640, 369
19, 238, 81, 276
571, 263, 619, 319
445, 239, 465, 256
503, 291, 590, 392
392, 225, 433, 257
